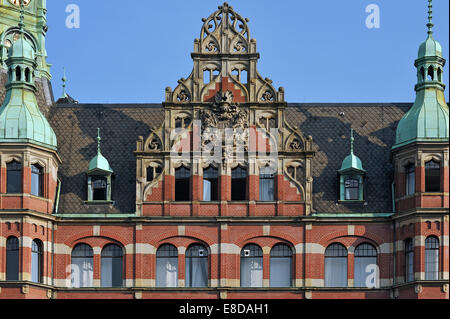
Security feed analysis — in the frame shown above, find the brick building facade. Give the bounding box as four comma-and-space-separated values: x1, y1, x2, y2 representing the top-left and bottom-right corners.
0, 1, 448, 299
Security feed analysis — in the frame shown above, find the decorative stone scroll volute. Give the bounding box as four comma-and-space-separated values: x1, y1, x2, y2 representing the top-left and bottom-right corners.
135, 2, 316, 216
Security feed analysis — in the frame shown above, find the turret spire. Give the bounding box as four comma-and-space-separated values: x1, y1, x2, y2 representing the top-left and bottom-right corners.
350, 128, 354, 154
427, 0, 434, 36
62, 67, 68, 98
97, 128, 102, 154
18, 0, 25, 33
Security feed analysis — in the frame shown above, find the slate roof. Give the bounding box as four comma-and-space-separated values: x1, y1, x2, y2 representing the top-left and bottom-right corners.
47, 102, 412, 215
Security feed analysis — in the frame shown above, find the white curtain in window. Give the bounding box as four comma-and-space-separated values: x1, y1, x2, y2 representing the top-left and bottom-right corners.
259, 178, 274, 201
241, 257, 263, 287
425, 249, 439, 280
270, 257, 291, 287
156, 257, 178, 287
325, 257, 347, 287
203, 180, 212, 201
186, 257, 208, 287
71, 258, 93, 288
354, 257, 377, 287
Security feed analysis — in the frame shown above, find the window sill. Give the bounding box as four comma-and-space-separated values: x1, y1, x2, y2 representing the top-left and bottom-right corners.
337, 200, 365, 204
84, 200, 115, 205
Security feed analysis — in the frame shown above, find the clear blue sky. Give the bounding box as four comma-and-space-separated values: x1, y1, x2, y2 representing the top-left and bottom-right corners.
46, 0, 449, 103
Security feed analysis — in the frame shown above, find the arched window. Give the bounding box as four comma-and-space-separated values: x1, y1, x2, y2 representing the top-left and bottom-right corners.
31, 240, 43, 283
270, 244, 292, 287
427, 65, 434, 81
232, 166, 247, 201
420, 67, 425, 81
354, 243, 377, 288
405, 239, 414, 282
240, 244, 263, 287
325, 243, 348, 287
186, 244, 209, 287
259, 166, 275, 201
203, 166, 219, 201
7, 160, 22, 194
15, 66, 21, 81
344, 178, 359, 200
175, 166, 190, 201
101, 244, 123, 287
31, 164, 44, 197
6, 237, 19, 281
425, 236, 439, 280
156, 244, 178, 287
71, 244, 94, 288
425, 160, 440, 192
25, 67, 30, 82
437, 68, 442, 82
405, 163, 415, 196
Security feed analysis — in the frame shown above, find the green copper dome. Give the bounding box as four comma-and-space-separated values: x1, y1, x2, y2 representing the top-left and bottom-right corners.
87, 129, 113, 174
8, 36, 35, 60
0, 14, 57, 150
394, 90, 449, 148
418, 35, 442, 58
338, 129, 366, 174
393, 0, 448, 150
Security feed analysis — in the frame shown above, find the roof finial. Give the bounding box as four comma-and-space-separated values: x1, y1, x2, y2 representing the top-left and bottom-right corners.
62, 67, 68, 98
97, 128, 101, 154
350, 128, 354, 154
427, 0, 434, 36
18, 0, 25, 33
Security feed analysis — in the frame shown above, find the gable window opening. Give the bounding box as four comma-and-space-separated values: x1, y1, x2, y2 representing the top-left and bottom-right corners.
175, 166, 190, 201
203, 166, 219, 201
147, 165, 163, 183
259, 166, 275, 201
231, 166, 247, 201
92, 176, 108, 201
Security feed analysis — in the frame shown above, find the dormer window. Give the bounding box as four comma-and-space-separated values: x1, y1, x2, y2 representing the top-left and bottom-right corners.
338, 129, 366, 203
7, 160, 22, 194
344, 177, 359, 200
86, 128, 114, 204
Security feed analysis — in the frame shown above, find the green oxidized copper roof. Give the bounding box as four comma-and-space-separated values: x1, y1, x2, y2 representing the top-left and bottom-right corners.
0, 9, 57, 150
88, 128, 113, 174
393, 0, 449, 149
338, 129, 366, 173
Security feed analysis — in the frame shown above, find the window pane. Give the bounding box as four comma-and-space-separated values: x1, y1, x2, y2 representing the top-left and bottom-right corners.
156, 257, 178, 287
259, 170, 275, 201
101, 244, 123, 287
175, 167, 190, 201
405, 240, 414, 282
71, 244, 94, 288
186, 245, 208, 288
7, 161, 22, 194
425, 161, 440, 192
344, 178, 359, 200
31, 240, 43, 283
354, 257, 377, 287
232, 167, 247, 200
270, 244, 292, 287
425, 237, 439, 280
406, 164, 415, 195
31, 165, 43, 197
6, 237, 19, 281
325, 257, 347, 287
